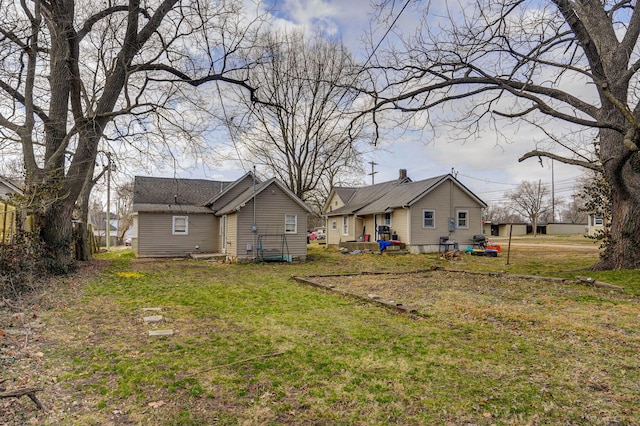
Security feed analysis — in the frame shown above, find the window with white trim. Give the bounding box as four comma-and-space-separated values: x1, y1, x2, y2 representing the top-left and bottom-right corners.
342, 216, 349, 235
594, 215, 604, 226
422, 210, 435, 228
285, 214, 297, 233
384, 212, 392, 226
457, 210, 468, 228
332, 220, 337, 230
172, 216, 188, 235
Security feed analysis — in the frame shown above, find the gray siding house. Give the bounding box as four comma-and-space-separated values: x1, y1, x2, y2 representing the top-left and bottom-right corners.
133, 173, 312, 261
324, 170, 487, 253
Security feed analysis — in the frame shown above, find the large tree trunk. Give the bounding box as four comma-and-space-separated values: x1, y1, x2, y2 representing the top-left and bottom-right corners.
75, 188, 93, 261
39, 200, 76, 274
594, 124, 640, 270
594, 164, 640, 270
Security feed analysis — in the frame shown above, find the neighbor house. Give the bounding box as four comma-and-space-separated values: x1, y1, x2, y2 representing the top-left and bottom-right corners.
0, 176, 24, 243
89, 212, 119, 246
132, 173, 312, 261
324, 170, 487, 253
0, 175, 22, 198
586, 214, 606, 236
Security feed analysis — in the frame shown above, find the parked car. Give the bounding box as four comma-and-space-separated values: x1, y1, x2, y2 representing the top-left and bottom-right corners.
308, 230, 325, 240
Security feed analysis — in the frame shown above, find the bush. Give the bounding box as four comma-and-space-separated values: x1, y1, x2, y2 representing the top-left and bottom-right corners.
0, 231, 48, 301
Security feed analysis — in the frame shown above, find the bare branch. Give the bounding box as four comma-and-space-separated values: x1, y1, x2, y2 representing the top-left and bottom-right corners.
518, 150, 601, 171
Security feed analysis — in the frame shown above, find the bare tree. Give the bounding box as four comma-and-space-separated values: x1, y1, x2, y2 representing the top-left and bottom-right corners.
225, 30, 366, 207
115, 181, 134, 244
484, 203, 524, 224
560, 183, 589, 224
362, 1, 640, 270
505, 181, 551, 237
0, 0, 267, 271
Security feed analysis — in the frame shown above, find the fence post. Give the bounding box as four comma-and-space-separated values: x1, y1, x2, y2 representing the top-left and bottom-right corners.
1, 202, 8, 244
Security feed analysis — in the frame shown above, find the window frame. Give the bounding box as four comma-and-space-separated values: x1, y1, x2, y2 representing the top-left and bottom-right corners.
384, 212, 392, 226
422, 210, 435, 228
172, 215, 189, 235
285, 214, 298, 234
342, 216, 349, 235
457, 210, 469, 229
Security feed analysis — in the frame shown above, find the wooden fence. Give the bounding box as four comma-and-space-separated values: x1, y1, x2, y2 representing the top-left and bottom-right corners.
0, 201, 17, 244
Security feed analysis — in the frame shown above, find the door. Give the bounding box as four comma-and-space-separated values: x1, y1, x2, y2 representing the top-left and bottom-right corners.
221, 215, 227, 254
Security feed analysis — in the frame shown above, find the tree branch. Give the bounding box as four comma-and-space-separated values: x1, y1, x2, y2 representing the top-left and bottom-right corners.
518, 150, 602, 171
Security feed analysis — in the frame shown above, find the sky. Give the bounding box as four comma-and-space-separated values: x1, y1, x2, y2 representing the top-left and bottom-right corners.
117, 0, 586, 209
248, 0, 585, 206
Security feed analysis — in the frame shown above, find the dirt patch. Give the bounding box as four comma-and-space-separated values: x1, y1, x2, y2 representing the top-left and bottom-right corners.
306, 269, 629, 314
0, 260, 106, 426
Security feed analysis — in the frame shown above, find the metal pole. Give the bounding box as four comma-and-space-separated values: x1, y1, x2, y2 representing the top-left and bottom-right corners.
551, 159, 555, 222
506, 223, 513, 265
106, 153, 111, 251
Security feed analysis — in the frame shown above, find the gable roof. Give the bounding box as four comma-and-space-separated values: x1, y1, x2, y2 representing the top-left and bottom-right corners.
215, 178, 313, 216
204, 171, 258, 207
0, 175, 23, 196
133, 176, 232, 213
326, 173, 486, 216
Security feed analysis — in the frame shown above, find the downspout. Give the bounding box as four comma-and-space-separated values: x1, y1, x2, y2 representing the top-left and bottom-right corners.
450, 179, 454, 237
404, 205, 411, 246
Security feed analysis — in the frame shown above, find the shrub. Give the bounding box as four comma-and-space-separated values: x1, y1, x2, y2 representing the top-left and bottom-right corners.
0, 231, 48, 301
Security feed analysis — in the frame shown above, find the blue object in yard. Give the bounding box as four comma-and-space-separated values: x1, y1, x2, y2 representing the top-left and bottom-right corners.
377, 240, 392, 252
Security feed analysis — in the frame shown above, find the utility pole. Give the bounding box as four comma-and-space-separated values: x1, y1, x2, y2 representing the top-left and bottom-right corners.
368, 161, 378, 184
551, 159, 555, 223
106, 152, 111, 250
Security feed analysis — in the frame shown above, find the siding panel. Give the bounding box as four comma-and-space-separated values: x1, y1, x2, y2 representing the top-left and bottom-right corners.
137, 212, 216, 257
233, 182, 308, 260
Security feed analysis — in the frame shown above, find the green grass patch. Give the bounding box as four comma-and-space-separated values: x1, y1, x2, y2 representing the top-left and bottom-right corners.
34, 245, 640, 425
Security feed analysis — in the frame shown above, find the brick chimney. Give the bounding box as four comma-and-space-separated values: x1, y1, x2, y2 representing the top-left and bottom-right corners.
399, 169, 407, 180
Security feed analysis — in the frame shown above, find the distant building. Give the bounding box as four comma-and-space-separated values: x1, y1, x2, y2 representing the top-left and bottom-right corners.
132, 172, 312, 261
324, 170, 487, 253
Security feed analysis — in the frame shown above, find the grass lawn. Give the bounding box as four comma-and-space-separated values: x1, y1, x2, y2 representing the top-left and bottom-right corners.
3, 238, 640, 425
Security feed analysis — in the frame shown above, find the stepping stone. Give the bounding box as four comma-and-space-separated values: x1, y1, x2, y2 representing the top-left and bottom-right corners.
143, 315, 163, 323
148, 329, 173, 337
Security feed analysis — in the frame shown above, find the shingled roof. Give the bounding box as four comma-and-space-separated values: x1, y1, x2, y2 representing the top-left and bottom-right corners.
133, 176, 232, 213
214, 178, 313, 216
327, 173, 486, 216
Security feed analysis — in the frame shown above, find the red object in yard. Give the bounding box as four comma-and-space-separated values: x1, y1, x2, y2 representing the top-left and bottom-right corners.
391, 240, 402, 245
364, 234, 370, 242
486, 245, 501, 252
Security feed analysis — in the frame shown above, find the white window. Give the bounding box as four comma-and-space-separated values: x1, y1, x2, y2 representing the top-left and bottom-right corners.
384, 212, 392, 226
423, 210, 435, 228
285, 214, 297, 233
172, 216, 188, 235
457, 210, 468, 228
332, 220, 337, 230
342, 216, 349, 235
594, 215, 604, 225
